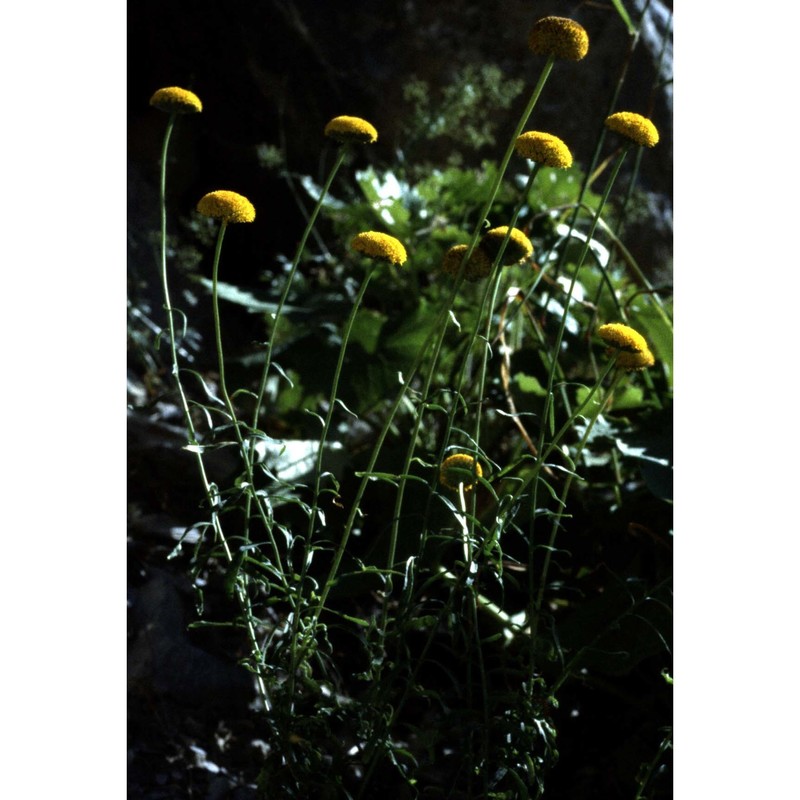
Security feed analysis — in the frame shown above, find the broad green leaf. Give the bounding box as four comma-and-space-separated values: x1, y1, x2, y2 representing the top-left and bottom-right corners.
348, 308, 387, 354
515, 372, 547, 396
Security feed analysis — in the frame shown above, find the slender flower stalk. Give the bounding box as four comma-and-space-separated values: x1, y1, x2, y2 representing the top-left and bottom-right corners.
524, 318, 655, 688
241, 122, 377, 626
284, 261, 381, 704
249, 139, 359, 433
530, 114, 661, 446
150, 99, 272, 714
199, 194, 288, 580
306, 260, 384, 542
241, 122, 381, 593
522, 150, 631, 663
300, 233, 407, 642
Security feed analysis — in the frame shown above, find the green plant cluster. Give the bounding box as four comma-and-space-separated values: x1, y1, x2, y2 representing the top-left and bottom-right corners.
134, 9, 672, 799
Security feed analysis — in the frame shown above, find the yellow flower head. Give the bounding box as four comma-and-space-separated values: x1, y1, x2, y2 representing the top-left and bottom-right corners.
614, 349, 656, 371
439, 453, 483, 492
528, 17, 589, 61
149, 86, 203, 114
441, 244, 494, 283
196, 190, 256, 223
605, 112, 659, 148
324, 116, 378, 144
597, 323, 655, 371
515, 131, 573, 169
351, 231, 407, 265
480, 227, 534, 266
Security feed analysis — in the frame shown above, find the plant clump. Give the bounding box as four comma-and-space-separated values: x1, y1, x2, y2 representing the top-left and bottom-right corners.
134, 9, 673, 796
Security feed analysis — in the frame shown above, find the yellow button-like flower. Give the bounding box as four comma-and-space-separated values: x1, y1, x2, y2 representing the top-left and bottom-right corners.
439, 453, 483, 492
480, 227, 534, 266
614, 348, 655, 371
441, 244, 494, 283
605, 112, 659, 148
528, 17, 589, 61
149, 86, 203, 114
324, 116, 378, 144
197, 190, 256, 223
351, 231, 407, 265
597, 323, 655, 371
515, 131, 573, 169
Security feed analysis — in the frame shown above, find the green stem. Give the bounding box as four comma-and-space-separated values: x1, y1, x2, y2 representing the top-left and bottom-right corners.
524, 146, 628, 565
209, 222, 288, 581
309, 264, 376, 525
471, 164, 541, 457
465, 56, 554, 253
249, 146, 349, 433
524, 356, 619, 685
542, 147, 629, 412
156, 117, 273, 714
158, 115, 193, 424
634, 730, 672, 800
286, 264, 377, 696
239, 146, 348, 600
305, 291, 457, 635
529, 369, 624, 650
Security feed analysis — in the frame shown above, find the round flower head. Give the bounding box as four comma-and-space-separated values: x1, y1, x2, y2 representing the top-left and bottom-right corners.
614, 348, 655, 372
441, 244, 494, 283
439, 453, 483, 492
324, 115, 378, 144
351, 231, 407, 265
149, 86, 203, 114
480, 226, 534, 266
597, 323, 655, 371
197, 190, 256, 223
605, 112, 659, 148
515, 131, 573, 169
529, 17, 589, 61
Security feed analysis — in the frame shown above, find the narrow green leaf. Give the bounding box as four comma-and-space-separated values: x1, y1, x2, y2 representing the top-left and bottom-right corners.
610, 0, 635, 34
